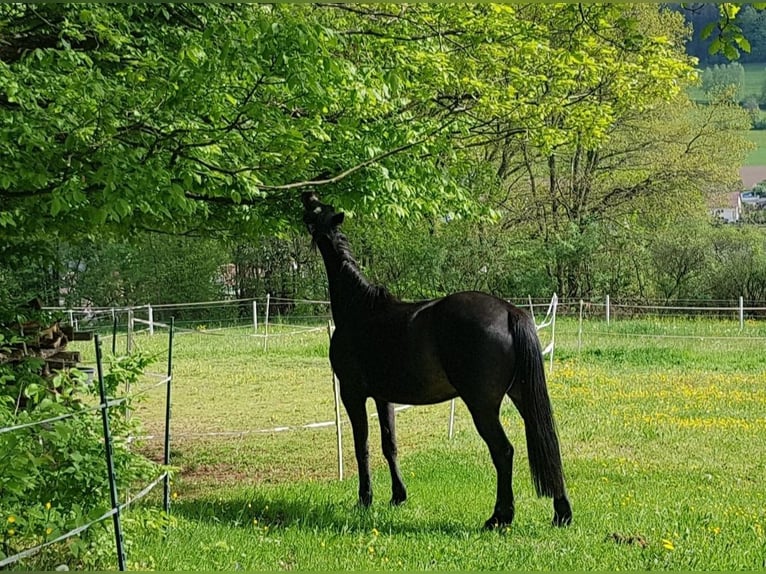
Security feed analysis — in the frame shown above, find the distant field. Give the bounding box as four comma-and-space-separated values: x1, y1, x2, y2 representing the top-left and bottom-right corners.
689, 62, 766, 102
741, 63, 766, 167
745, 129, 766, 165
741, 62, 766, 99
63, 316, 766, 570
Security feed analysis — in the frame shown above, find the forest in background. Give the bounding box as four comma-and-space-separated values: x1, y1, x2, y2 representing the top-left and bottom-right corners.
2, 3, 766, 309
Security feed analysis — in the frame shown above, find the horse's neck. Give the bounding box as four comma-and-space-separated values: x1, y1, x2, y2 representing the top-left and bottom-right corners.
317, 234, 384, 325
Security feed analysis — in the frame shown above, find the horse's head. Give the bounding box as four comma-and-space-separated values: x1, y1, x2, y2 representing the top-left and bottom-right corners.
301, 191, 344, 238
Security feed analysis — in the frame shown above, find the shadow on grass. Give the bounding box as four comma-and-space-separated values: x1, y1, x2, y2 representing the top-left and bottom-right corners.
169, 484, 493, 537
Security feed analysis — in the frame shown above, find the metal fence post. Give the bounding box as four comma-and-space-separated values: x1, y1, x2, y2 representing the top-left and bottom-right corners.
95, 335, 127, 571
252, 300, 258, 335
578, 299, 584, 354
148, 305, 154, 336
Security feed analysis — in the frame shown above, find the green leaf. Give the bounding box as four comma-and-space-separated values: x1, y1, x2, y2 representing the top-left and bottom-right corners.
700, 22, 716, 41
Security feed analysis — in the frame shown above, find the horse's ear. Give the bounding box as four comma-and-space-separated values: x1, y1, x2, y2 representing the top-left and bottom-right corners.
332, 212, 345, 226
301, 191, 320, 209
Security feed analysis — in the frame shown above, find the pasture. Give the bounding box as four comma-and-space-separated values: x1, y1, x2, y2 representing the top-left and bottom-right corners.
81, 316, 766, 570
745, 128, 766, 165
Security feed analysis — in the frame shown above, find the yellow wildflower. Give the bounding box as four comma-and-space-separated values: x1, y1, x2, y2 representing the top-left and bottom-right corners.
7, 529, 14, 536
46, 527, 53, 535
172, 492, 179, 500
371, 528, 379, 536
661, 538, 675, 551
7, 516, 15, 524
45, 502, 51, 510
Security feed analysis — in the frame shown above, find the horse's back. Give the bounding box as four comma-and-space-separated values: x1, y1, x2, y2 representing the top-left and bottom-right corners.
330, 291, 531, 404
411, 291, 529, 401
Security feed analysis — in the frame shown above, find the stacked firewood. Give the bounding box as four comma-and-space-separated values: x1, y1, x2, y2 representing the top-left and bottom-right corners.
0, 300, 93, 375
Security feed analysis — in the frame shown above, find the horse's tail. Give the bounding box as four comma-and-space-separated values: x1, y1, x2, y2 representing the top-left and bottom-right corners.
510, 309, 566, 499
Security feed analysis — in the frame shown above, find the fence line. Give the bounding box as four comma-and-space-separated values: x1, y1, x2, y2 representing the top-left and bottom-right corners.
0, 322, 175, 571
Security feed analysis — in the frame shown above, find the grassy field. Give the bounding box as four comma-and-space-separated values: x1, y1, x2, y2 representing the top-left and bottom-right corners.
688, 62, 766, 165
745, 129, 766, 165
73, 316, 766, 570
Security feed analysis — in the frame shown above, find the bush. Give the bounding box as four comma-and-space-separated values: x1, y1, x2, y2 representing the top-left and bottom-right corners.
0, 304, 160, 569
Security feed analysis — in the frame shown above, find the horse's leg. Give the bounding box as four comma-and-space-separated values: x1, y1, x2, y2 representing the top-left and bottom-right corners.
465, 401, 515, 529
507, 386, 572, 527
374, 399, 407, 505
341, 388, 373, 506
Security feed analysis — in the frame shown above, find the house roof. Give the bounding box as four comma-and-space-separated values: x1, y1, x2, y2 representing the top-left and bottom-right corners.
707, 190, 741, 209
739, 165, 766, 189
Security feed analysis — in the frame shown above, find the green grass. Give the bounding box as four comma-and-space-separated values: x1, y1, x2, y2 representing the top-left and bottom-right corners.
742, 63, 766, 100
71, 317, 766, 570
744, 128, 766, 165
688, 61, 766, 165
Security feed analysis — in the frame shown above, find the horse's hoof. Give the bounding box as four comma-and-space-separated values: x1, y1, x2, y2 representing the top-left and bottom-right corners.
358, 494, 373, 508
483, 512, 514, 530
390, 494, 407, 506
552, 497, 572, 527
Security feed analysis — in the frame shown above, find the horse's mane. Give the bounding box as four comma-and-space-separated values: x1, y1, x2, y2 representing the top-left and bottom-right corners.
332, 231, 394, 309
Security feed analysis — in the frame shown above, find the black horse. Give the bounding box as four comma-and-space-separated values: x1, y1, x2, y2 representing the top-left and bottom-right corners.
302, 192, 571, 528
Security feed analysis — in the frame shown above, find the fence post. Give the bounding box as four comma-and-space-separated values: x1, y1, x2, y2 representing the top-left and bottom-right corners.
578, 299, 584, 354
263, 294, 271, 351
739, 296, 744, 331
95, 335, 127, 571
67, 309, 74, 329
147, 305, 154, 336
252, 300, 258, 335
327, 321, 343, 480
163, 318, 175, 514
528, 295, 535, 322
112, 313, 118, 355
549, 294, 558, 374
606, 294, 610, 326
126, 308, 134, 355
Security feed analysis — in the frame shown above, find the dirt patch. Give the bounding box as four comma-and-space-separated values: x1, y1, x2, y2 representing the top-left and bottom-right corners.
740, 165, 766, 188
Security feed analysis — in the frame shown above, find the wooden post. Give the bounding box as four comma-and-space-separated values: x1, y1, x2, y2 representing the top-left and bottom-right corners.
739, 296, 744, 331
126, 308, 134, 355
578, 299, 584, 354
528, 294, 535, 322
147, 305, 154, 336
263, 294, 271, 351
252, 300, 258, 334
549, 294, 557, 374
606, 294, 611, 326
327, 321, 343, 480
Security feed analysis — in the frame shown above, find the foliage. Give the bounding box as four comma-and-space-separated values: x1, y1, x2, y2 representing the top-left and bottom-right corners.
0, 3, 706, 243
705, 224, 766, 301
680, 2, 766, 63
700, 62, 745, 100
0, 303, 159, 569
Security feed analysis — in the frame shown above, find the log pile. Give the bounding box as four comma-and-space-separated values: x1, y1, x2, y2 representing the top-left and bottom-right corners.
0, 299, 93, 375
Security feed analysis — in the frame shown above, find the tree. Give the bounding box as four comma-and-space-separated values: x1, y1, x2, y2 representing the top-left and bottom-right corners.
479, 7, 752, 298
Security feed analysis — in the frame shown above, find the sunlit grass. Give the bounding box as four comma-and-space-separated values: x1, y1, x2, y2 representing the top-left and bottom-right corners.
71, 315, 766, 570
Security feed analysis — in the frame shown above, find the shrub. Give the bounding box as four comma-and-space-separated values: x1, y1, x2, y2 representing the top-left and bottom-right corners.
0, 304, 160, 569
